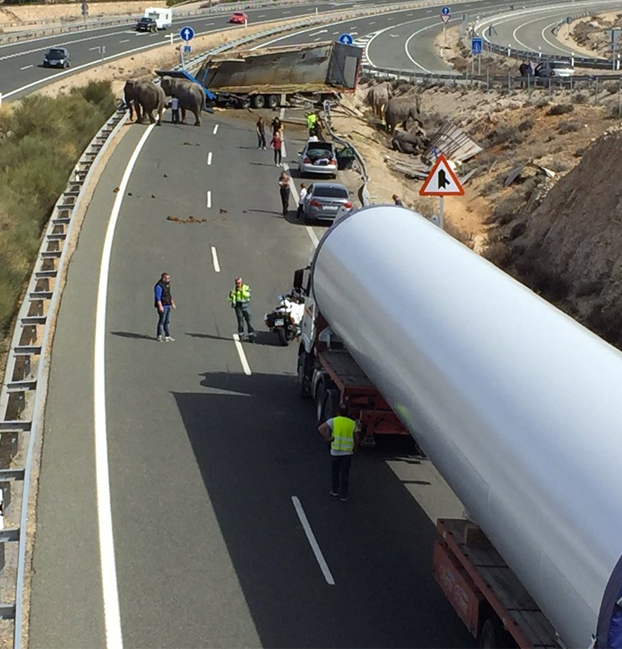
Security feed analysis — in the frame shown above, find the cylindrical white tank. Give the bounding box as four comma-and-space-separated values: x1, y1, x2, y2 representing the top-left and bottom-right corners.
311, 205, 622, 648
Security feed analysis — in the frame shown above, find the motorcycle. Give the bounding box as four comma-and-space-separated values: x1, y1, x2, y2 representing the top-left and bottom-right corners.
264, 291, 305, 346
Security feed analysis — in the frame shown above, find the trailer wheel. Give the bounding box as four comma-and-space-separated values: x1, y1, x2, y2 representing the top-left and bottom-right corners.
267, 94, 279, 109
240, 97, 251, 109
324, 389, 339, 420
297, 350, 312, 399
315, 383, 326, 423
480, 618, 513, 649
252, 94, 266, 109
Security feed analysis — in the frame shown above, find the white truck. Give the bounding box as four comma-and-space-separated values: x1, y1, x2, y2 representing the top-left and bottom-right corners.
143, 7, 172, 29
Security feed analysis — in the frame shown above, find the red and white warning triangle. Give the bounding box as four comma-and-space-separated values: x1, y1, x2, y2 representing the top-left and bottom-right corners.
419, 154, 464, 196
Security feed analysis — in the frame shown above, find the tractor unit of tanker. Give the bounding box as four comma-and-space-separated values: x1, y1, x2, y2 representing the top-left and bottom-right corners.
293, 205, 622, 649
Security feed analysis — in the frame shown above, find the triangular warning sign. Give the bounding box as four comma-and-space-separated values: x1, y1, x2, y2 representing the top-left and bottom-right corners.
419, 154, 465, 196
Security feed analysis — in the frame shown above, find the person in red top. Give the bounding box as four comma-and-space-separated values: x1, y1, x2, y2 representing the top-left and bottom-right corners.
270, 132, 283, 166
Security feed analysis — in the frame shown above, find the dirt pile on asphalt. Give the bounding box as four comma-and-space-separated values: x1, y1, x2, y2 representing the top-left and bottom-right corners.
491, 125, 622, 347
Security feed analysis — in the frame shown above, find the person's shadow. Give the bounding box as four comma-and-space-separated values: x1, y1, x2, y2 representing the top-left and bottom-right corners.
110, 331, 155, 340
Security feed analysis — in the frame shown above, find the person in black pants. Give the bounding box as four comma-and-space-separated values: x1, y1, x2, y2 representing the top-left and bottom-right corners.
256, 117, 266, 149
271, 132, 283, 166
278, 172, 290, 216
154, 272, 176, 342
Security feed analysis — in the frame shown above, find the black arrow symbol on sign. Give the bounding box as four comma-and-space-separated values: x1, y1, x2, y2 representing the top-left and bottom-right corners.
438, 169, 450, 189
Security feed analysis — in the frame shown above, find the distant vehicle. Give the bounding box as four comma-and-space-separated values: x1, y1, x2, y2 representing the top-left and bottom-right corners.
301, 183, 352, 223
142, 7, 172, 29
136, 17, 158, 32
43, 47, 71, 68
229, 11, 248, 23
534, 60, 574, 78
299, 141, 338, 178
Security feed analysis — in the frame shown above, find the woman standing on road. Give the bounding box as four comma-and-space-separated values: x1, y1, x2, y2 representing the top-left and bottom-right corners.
271, 131, 283, 166
278, 171, 291, 216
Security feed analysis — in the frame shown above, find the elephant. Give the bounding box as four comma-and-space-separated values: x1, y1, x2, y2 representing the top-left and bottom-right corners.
124, 79, 165, 125
384, 95, 422, 133
160, 76, 205, 126
391, 128, 429, 155
366, 82, 392, 120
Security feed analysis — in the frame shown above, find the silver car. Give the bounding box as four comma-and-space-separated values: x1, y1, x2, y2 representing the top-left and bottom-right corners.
302, 182, 352, 223
534, 60, 574, 78
298, 141, 338, 178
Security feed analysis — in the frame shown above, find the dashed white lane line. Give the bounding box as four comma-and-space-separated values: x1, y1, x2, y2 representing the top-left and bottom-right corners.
211, 246, 220, 273
213, 124, 219, 135
232, 334, 252, 375
207, 151, 213, 165
310, 28, 328, 36
207, 190, 212, 208
291, 496, 335, 586
95, 124, 156, 649
89, 46, 100, 50
257, 13, 266, 17
20, 64, 33, 70
119, 39, 130, 43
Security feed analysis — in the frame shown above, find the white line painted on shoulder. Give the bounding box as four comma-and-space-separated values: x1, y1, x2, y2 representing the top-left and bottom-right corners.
20, 64, 33, 70
95, 123, 155, 649
211, 246, 220, 273
119, 39, 130, 43
207, 190, 212, 209
232, 334, 252, 375
207, 151, 213, 165
213, 124, 219, 135
291, 496, 335, 586
306, 226, 319, 248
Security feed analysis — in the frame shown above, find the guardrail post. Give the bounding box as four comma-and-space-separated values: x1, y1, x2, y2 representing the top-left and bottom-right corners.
618, 77, 622, 118
594, 76, 599, 104
507, 71, 511, 95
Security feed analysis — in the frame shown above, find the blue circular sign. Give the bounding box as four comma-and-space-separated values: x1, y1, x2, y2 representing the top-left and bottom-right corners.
338, 33, 354, 45
441, 6, 450, 15
180, 26, 195, 41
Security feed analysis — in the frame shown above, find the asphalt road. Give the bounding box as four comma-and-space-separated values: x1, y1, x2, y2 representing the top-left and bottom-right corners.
29, 108, 476, 648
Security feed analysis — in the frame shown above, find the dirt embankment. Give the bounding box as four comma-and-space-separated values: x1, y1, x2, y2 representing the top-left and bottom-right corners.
561, 11, 622, 59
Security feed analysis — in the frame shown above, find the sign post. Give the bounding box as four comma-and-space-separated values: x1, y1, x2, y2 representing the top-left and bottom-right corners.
179, 26, 194, 70
441, 6, 450, 46
471, 36, 482, 76
419, 154, 465, 230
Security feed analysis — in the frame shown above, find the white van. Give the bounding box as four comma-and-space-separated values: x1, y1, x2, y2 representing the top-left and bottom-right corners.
144, 7, 172, 29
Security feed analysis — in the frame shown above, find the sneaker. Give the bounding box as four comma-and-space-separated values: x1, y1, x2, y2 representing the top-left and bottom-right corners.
157, 335, 164, 342
164, 336, 175, 342
330, 491, 339, 498
248, 332, 257, 342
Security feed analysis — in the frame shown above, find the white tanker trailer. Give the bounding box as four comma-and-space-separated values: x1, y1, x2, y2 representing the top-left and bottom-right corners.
296, 205, 622, 649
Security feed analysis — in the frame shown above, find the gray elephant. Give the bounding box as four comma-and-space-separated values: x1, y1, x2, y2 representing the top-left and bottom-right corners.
391, 128, 429, 155
384, 95, 422, 133
368, 82, 392, 120
124, 79, 165, 125
160, 76, 205, 126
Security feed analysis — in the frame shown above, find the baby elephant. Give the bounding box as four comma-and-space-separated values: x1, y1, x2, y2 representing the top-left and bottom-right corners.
160, 76, 205, 126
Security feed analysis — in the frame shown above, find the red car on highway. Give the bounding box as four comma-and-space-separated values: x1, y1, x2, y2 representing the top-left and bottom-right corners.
229, 11, 248, 23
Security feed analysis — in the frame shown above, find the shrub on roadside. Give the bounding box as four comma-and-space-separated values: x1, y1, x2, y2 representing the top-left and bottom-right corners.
0, 81, 116, 349
547, 103, 574, 116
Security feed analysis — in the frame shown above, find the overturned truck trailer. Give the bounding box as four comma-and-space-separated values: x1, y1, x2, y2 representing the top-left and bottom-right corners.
194, 41, 362, 108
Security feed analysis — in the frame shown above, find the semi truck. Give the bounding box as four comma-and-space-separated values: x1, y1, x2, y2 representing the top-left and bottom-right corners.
192, 41, 362, 109
298, 204, 622, 649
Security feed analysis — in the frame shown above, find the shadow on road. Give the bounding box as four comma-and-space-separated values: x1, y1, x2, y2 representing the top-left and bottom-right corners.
110, 330, 155, 341
171, 371, 475, 649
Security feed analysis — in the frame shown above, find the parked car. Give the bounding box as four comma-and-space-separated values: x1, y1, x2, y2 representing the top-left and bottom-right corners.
136, 16, 158, 32
534, 60, 574, 78
229, 11, 248, 23
43, 47, 71, 68
301, 183, 352, 223
298, 141, 338, 178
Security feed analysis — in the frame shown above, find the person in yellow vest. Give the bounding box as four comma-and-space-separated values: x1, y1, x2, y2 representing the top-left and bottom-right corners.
306, 111, 318, 136
228, 277, 256, 341
318, 404, 360, 501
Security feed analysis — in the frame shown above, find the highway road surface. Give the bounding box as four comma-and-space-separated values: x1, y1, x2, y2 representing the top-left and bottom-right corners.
29, 111, 473, 648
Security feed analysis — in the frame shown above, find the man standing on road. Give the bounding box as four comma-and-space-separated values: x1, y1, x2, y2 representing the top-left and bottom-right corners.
392, 194, 403, 206
306, 110, 318, 136
154, 272, 176, 342
297, 182, 307, 220
318, 404, 360, 502
170, 96, 180, 124
256, 116, 267, 149
278, 171, 291, 216
228, 277, 256, 341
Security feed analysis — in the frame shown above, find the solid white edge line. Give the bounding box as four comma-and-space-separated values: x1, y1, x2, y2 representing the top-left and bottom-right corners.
211, 246, 220, 272
207, 190, 212, 209
291, 496, 335, 586
213, 124, 219, 135
232, 334, 252, 375
207, 151, 213, 165
95, 123, 155, 649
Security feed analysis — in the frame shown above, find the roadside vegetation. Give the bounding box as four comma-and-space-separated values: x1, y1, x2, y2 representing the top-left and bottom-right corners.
0, 80, 116, 353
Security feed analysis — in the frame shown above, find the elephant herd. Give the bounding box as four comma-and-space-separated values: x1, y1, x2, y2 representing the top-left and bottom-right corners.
123, 76, 205, 126
365, 80, 430, 156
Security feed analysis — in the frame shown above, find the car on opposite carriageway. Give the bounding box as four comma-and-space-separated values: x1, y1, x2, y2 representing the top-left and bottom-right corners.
43, 47, 71, 68
229, 11, 248, 23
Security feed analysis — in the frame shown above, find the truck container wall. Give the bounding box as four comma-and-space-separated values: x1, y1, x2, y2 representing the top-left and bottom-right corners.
310, 204, 622, 649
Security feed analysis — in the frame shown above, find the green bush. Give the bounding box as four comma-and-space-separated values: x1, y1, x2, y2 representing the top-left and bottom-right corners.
0, 81, 116, 347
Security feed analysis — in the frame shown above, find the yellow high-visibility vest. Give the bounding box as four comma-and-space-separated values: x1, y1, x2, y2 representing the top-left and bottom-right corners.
229, 284, 251, 303
331, 416, 355, 452
307, 113, 318, 130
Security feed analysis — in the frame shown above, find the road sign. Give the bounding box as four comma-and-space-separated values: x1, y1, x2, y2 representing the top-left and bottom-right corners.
441, 14, 451, 24
183, 44, 192, 53
180, 26, 195, 41
338, 33, 353, 45
471, 36, 483, 55
419, 155, 464, 196
441, 6, 450, 15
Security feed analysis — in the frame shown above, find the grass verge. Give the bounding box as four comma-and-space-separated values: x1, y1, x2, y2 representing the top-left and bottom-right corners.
0, 80, 117, 356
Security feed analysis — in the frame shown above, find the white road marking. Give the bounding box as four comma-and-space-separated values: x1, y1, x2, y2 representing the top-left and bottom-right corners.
20, 64, 33, 70
282, 9, 291, 13
306, 225, 319, 247
232, 334, 252, 375
332, 30, 340, 34
119, 39, 130, 43
89, 46, 101, 50
258, 13, 266, 17
313, 36, 321, 41
207, 190, 212, 208
207, 151, 213, 165
205, 21, 214, 25
368, 21, 376, 25
310, 28, 328, 36
213, 124, 219, 135
291, 496, 335, 586
95, 123, 155, 649
211, 246, 220, 273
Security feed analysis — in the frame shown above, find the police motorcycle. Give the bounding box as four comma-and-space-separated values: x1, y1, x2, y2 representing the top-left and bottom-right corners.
264, 289, 305, 346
